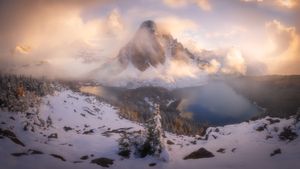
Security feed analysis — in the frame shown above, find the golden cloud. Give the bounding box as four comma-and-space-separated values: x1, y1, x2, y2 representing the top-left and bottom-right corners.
221, 48, 247, 74
265, 20, 300, 74
163, 0, 212, 11
0, 1, 126, 78
266, 20, 296, 53
276, 0, 299, 8
15, 45, 32, 54
241, 0, 299, 9
156, 16, 199, 43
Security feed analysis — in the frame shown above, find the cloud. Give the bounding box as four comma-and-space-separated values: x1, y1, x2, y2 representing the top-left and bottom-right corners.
163, 0, 189, 8
205, 26, 247, 39
266, 20, 296, 54
196, 48, 247, 75
221, 48, 246, 74
156, 16, 200, 44
0, 0, 298, 80
241, 0, 299, 9
195, 0, 211, 11
15, 45, 32, 55
163, 0, 212, 11
241, 0, 263, 2
157, 16, 198, 33
264, 20, 300, 74
0, 1, 127, 78
205, 59, 221, 74
276, 0, 299, 8
105, 8, 125, 35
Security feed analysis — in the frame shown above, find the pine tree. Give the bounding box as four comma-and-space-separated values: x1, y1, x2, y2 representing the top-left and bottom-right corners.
141, 103, 164, 157
118, 133, 131, 158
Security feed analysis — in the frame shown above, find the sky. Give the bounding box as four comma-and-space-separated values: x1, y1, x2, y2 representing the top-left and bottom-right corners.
0, 0, 299, 79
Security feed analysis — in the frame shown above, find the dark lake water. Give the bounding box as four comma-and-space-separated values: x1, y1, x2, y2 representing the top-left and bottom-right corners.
174, 82, 261, 126
80, 82, 261, 126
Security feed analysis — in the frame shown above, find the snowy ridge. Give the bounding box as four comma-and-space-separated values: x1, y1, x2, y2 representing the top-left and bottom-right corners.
0, 89, 300, 169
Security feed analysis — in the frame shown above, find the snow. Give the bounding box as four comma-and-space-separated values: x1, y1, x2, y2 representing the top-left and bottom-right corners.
0, 89, 300, 169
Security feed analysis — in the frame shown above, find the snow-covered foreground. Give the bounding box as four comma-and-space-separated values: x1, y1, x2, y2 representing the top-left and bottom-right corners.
0, 89, 299, 169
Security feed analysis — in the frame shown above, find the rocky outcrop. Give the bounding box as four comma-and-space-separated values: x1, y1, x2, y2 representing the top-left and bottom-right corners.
91, 157, 114, 167
0, 128, 25, 147
183, 147, 214, 160
270, 148, 281, 156
279, 126, 298, 141
50, 154, 66, 161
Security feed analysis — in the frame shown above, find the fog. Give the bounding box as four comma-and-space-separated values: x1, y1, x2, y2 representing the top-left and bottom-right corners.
174, 81, 259, 125
0, 0, 299, 84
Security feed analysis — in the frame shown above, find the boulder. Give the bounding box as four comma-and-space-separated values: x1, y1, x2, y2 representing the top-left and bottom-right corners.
183, 147, 214, 160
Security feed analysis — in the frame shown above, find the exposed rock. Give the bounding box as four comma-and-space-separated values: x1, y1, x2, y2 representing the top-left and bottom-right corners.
0, 128, 25, 147
266, 118, 280, 124
91, 157, 114, 167
50, 154, 66, 161
80, 155, 89, 160
11, 152, 27, 157
83, 107, 96, 116
270, 148, 281, 156
28, 149, 43, 155
256, 124, 267, 132
216, 148, 225, 153
118, 150, 131, 158
190, 140, 197, 145
67, 94, 79, 100
83, 129, 94, 135
149, 163, 156, 167
231, 148, 236, 152
46, 116, 52, 127
183, 147, 214, 160
117, 20, 165, 71
48, 133, 58, 139
73, 161, 83, 163
102, 127, 132, 136
63, 126, 73, 132
266, 135, 273, 140
279, 126, 298, 141
166, 140, 174, 145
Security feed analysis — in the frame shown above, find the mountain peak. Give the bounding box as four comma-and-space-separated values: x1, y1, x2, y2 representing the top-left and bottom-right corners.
139, 20, 157, 33
116, 20, 206, 73
117, 20, 165, 71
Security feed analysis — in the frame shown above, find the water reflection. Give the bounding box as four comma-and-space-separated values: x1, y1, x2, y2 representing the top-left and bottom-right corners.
176, 82, 260, 126
80, 83, 260, 126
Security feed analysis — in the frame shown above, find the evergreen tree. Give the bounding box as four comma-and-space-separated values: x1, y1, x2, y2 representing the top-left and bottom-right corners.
118, 133, 131, 158
142, 103, 164, 157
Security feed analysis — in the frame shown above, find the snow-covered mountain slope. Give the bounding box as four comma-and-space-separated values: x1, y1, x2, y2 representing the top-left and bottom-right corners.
0, 89, 300, 169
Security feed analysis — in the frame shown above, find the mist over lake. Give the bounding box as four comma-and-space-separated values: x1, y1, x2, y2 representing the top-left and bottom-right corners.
175, 82, 260, 126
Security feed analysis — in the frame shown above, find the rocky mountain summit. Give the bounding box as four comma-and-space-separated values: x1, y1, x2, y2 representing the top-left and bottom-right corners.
117, 20, 207, 72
